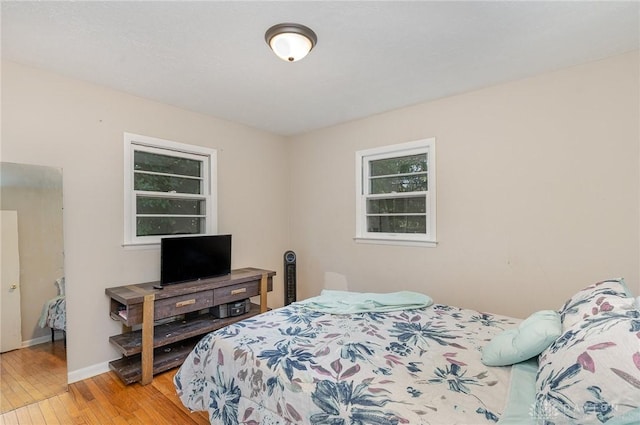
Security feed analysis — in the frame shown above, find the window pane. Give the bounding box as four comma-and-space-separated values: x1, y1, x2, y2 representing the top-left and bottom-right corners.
367, 197, 426, 214
136, 217, 204, 236
370, 153, 427, 177
137, 197, 205, 215
370, 175, 427, 194
134, 151, 201, 177
367, 215, 426, 234
134, 173, 201, 194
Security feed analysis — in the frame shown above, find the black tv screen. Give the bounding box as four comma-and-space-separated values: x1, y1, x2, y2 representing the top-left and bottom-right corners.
160, 234, 231, 286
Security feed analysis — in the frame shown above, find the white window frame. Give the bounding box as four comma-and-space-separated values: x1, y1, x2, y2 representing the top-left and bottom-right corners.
355, 138, 436, 247
123, 132, 217, 246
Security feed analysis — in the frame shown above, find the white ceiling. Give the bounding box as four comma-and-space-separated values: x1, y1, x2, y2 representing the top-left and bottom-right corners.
2, 1, 638, 136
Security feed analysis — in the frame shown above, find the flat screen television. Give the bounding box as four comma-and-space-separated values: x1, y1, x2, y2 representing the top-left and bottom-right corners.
160, 234, 231, 287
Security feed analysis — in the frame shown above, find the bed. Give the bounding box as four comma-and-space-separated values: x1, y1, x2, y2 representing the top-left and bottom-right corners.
174, 280, 640, 425
38, 277, 66, 343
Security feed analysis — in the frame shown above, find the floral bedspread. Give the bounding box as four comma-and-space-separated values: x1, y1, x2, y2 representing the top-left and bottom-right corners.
38, 295, 66, 331
174, 303, 519, 425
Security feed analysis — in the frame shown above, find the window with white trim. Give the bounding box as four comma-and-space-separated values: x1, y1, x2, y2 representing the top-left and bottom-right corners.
355, 138, 436, 246
124, 133, 217, 246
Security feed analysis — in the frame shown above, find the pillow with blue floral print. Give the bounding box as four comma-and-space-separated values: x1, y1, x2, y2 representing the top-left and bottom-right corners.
534, 292, 640, 425
559, 278, 634, 330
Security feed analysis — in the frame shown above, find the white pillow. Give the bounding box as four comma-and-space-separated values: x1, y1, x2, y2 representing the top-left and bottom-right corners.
535, 297, 640, 424
481, 310, 562, 367
559, 279, 632, 330
55, 277, 65, 296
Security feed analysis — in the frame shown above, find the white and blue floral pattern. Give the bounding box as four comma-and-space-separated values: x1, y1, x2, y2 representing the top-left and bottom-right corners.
536, 293, 640, 424
39, 295, 66, 331
558, 279, 631, 331
174, 304, 519, 425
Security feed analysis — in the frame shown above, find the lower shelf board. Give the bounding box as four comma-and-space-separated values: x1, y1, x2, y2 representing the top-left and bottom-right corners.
108, 303, 263, 385
109, 337, 201, 385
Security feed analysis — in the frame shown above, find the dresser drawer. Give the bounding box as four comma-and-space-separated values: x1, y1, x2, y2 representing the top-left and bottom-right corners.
214, 281, 259, 305
154, 290, 214, 321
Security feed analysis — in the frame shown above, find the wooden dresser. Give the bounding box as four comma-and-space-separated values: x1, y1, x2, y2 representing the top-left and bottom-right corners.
105, 267, 275, 385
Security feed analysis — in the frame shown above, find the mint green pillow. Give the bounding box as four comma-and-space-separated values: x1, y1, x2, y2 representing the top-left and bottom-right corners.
481, 310, 561, 367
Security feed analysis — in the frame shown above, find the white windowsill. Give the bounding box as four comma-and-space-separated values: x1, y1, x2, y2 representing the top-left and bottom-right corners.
353, 237, 437, 248
122, 241, 160, 250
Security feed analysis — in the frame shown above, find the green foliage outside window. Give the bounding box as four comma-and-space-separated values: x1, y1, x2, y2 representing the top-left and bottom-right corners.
134, 151, 201, 177
134, 173, 201, 194
137, 217, 203, 236
134, 150, 206, 237
369, 154, 428, 194
367, 215, 426, 234
370, 154, 427, 176
367, 197, 425, 214
370, 175, 427, 194
136, 197, 205, 215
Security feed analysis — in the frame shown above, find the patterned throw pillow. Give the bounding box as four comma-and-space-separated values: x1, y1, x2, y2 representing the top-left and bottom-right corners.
534, 294, 640, 425
558, 279, 633, 330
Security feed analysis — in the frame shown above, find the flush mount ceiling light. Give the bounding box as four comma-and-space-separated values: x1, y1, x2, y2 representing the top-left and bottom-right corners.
265, 23, 317, 62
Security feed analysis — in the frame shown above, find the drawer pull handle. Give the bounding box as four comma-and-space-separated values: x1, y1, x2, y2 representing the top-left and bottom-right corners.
231, 288, 247, 295
176, 299, 196, 308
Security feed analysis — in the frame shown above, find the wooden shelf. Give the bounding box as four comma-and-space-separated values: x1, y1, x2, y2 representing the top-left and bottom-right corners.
105, 268, 275, 385
109, 304, 261, 356
109, 337, 201, 385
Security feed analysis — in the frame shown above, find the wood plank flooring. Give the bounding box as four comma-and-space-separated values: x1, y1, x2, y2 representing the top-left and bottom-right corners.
0, 370, 209, 425
1, 340, 208, 425
1, 341, 67, 414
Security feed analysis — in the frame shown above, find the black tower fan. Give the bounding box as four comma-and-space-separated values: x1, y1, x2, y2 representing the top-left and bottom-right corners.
284, 251, 296, 306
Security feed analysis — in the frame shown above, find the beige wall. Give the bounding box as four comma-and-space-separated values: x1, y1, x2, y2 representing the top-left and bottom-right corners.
288, 51, 640, 318
1, 61, 290, 376
1, 50, 638, 380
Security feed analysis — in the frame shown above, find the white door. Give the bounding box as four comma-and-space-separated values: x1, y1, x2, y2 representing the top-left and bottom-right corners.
1, 210, 22, 352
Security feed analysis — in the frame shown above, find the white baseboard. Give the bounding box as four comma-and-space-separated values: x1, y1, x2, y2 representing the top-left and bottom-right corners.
17, 336, 112, 384
22, 334, 53, 347
22, 329, 66, 348
67, 361, 111, 384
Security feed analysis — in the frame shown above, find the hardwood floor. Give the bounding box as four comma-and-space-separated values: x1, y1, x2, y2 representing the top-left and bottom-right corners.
0, 369, 209, 425
1, 340, 67, 414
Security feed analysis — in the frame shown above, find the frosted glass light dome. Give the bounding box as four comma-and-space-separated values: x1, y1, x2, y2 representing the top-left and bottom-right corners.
265, 23, 317, 63
269, 32, 313, 62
